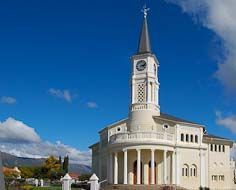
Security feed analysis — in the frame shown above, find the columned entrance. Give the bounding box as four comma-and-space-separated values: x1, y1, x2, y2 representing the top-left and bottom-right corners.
111, 148, 176, 185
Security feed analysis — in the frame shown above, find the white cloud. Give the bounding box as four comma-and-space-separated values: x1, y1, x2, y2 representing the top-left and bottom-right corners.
0, 141, 91, 165
0, 118, 40, 143
0, 117, 91, 165
166, 0, 236, 93
0, 96, 16, 104
87, 102, 98, 109
49, 88, 72, 102
216, 111, 236, 133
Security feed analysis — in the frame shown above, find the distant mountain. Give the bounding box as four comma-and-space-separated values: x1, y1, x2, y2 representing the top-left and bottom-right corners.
1, 152, 91, 175
1, 152, 45, 167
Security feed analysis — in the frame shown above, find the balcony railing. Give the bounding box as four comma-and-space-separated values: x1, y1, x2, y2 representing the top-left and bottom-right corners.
109, 131, 174, 145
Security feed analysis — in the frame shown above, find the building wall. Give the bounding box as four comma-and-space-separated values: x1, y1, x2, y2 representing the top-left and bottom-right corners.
178, 148, 201, 190
207, 143, 233, 189
90, 120, 235, 189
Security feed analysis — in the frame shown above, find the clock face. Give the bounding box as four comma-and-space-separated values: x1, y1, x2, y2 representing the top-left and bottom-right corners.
136, 60, 147, 71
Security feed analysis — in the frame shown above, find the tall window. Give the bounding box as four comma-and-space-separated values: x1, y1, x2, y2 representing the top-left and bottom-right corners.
223, 145, 225, 152
191, 165, 197, 177
137, 83, 145, 103
181, 133, 184, 142
190, 135, 193, 142
186, 134, 189, 142
219, 145, 221, 152
195, 135, 198, 143
210, 144, 213, 151
182, 164, 189, 177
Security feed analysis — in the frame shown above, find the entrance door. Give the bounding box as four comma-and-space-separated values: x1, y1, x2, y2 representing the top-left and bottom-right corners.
148, 161, 157, 184
133, 160, 142, 184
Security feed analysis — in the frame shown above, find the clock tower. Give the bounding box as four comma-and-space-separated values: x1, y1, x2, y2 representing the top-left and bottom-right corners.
128, 8, 160, 132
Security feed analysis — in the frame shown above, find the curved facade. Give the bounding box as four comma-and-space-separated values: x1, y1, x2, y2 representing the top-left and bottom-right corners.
89, 12, 236, 190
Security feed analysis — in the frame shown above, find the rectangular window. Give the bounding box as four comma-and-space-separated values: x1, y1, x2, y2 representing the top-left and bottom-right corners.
212, 175, 217, 181
219, 175, 224, 181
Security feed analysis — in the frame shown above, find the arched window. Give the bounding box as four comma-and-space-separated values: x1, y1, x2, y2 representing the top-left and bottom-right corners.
182, 164, 189, 177
186, 134, 189, 142
195, 135, 198, 143
223, 145, 225, 152
219, 145, 221, 152
215, 144, 217, 152
190, 135, 193, 142
210, 144, 213, 151
191, 164, 197, 177
181, 133, 184, 142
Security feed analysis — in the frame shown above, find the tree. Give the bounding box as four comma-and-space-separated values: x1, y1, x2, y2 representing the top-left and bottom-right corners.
19, 167, 34, 178
59, 156, 62, 165
63, 156, 69, 173
42, 156, 62, 180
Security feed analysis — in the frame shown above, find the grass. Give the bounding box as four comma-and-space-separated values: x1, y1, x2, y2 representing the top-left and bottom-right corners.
32, 187, 81, 190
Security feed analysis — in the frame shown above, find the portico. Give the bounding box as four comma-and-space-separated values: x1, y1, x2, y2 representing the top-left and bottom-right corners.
108, 147, 177, 185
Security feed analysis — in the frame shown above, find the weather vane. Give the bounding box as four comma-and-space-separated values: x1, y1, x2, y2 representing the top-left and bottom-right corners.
141, 4, 150, 18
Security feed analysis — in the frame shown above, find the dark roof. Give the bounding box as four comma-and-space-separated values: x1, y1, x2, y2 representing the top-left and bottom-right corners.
138, 17, 152, 54
203, 134, 230, 141
153, 112, 203, 126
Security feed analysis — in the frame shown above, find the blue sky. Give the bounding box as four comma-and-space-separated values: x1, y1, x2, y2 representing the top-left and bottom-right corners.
0, 0, 236, 163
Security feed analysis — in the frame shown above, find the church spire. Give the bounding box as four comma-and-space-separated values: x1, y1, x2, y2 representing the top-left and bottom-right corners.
138, 6, 152, 54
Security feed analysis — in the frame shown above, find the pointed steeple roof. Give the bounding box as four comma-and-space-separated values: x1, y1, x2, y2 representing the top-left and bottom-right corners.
138, 15, 152, 54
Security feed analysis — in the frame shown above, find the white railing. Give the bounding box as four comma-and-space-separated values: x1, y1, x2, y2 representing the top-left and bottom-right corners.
109, 131, 174, 144
130, 103, 159, 111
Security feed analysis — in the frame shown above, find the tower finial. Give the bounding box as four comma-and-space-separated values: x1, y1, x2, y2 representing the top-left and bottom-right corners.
138, 5, 151, 54
141, 4, 150, 18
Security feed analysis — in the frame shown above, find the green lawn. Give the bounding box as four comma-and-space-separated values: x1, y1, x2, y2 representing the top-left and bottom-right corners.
32, 187, 81, 190
32, 188, 61, 190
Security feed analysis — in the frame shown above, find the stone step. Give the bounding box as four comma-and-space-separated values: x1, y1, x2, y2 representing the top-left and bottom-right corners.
103, 184, 187, 190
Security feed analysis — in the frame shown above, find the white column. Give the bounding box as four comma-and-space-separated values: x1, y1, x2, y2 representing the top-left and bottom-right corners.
200, 150, 206, 188
114, 152, 118, 184
132, 81, 135, 104
175, 149, 180, 185
151, 149, 155, 184
146, 80, 149, 103
123, 150, 128, 184
171, 151, 176, 184
152, 82, 155, 102
109, 153, 113, 184
137, 149, 141, 185
163, 150, 167, 184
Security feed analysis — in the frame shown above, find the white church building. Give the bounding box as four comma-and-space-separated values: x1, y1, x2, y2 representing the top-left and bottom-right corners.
90, 10, 236, 190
